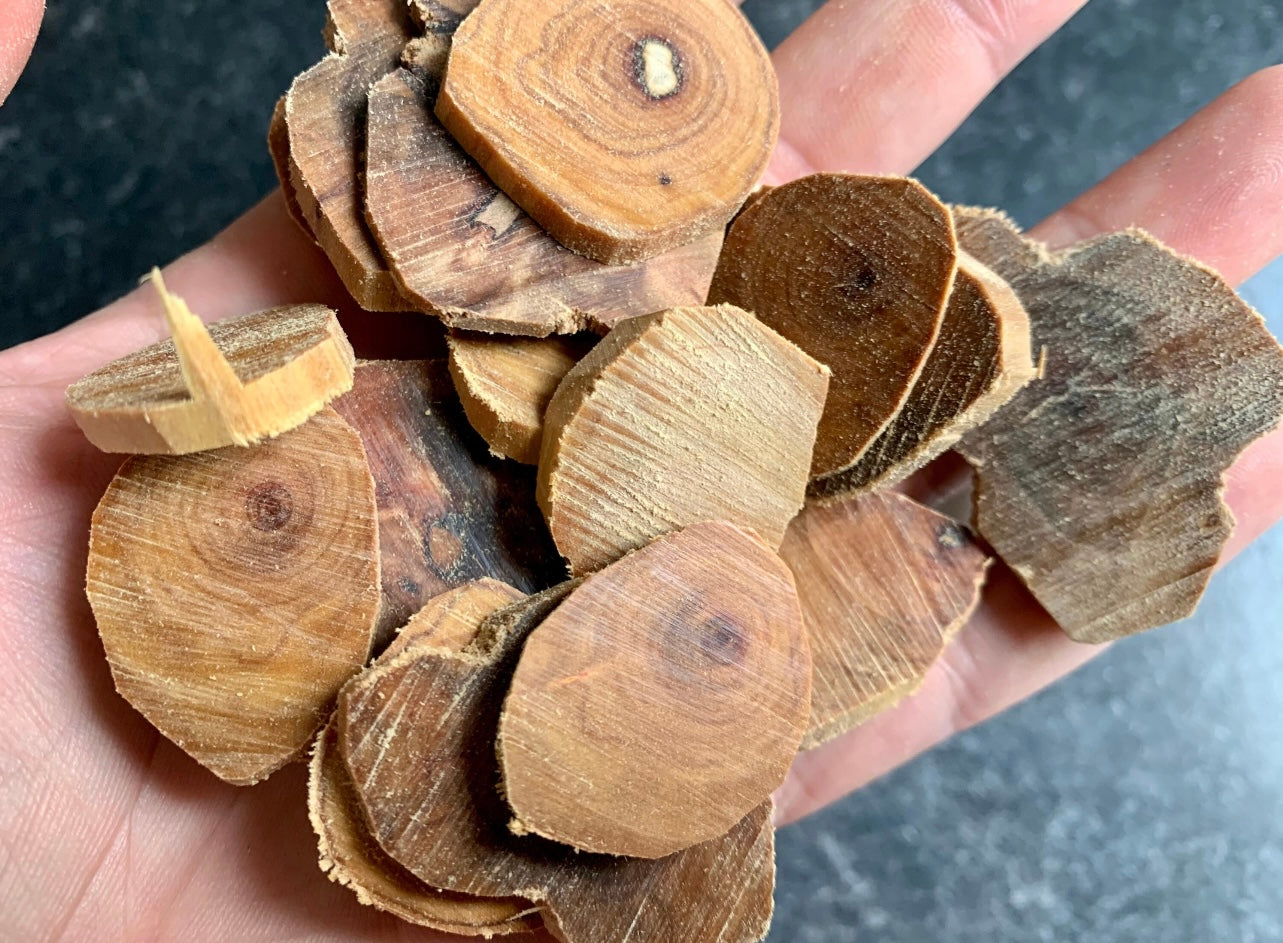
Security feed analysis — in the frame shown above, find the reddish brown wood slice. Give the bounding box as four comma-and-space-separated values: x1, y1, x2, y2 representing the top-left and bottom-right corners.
708, 173, 958, 482
268, 95, 313, 238
954, 206, 1283, 642
780, 492, 990, 749
498, 522, 810, 859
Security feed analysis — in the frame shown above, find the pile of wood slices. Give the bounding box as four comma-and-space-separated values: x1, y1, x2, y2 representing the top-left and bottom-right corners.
64, 0, 1283, 940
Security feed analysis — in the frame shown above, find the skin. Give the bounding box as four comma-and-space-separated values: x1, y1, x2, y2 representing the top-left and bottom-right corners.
1, 2, 1282, 939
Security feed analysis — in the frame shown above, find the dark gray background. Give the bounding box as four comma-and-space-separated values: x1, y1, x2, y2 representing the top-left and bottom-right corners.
1, 1, 1281, 941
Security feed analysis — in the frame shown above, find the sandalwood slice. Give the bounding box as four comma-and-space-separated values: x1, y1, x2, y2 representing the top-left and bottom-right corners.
332, 360, 562, 649
498, 522, 809, 859
538, 305, 829, 574
364, 54, 723, 335
268, 95, 313, 238
406, 0, 478, 32
383, 579, 526, 661
435, 0, 778, 264
285, 0, 414, 311
954, 207, 1283, 642
87, 407, 379, 785
780, 493, 990, 749
448, 332, 596, 464
340, 587, 777, 943
811, 253, 1036, 498
66, 274, 355, 455
708, 174, 958, 481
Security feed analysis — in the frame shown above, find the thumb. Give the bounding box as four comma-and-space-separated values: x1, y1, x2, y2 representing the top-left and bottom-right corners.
0, 0, 44, 105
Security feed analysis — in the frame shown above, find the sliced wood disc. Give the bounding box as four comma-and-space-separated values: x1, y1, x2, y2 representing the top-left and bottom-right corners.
498, 522, 810, 859
708, 173, 958, 481
365, 54, 723, 336
538, 305, 830, 574
339, 586, 777, 943
435, 0, 779, 264
87, 407, 379, 785
268, 95, 313, 238
954, 207, 1283, 642
66, 289, 355, 455
332, 360, 563, 650
779, 492, 990, 749
812, 252, 1036, 498
382, 579, 526, 661
448, 331, 596, 464
285, 0, 414, 311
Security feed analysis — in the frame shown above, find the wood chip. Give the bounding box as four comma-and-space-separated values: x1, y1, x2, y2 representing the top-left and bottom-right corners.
708, 174, 958, 481
268, 95, 313, 238
498, 522, 809, 858
87, 407, 379, 785
780, 492, 990, 749
448, 331, 596, 464
811, 252, 1036, 498
383, 579, 526, 661
364, 51, 723, 335
538, 305, 830, 574
954, 207, 1283, 642
435, 0, 778, 264
66, 273, 355, 455
339, 586, 777, 943
285, 0, 414, 311
332, 360, 562, 649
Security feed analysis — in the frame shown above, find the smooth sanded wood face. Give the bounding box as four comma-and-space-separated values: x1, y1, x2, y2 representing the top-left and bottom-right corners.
332, 360, 562, 650
436, 0, 779, 264
284, 0, 414, 311
448, 331, 596, 465
779, 492, 990, 749
339, 587, 777, 943
538, 305, 830, 575
708, 174, 958, 482
66, 298, 355, 455
365, 46, 723, 336
954, 207, 1283, 643
812, 253, 1036, 498
498, 522, 810, 859
87, 408, 379, 785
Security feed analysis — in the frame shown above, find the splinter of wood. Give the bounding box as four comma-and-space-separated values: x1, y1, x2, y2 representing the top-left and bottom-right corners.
66, 272, 355, 455
382, 579, 527, 661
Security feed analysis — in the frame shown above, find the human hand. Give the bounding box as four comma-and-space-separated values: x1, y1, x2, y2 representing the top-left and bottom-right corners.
3, 1, 1282, 940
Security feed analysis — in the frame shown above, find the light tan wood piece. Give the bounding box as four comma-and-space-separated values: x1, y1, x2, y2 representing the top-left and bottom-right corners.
708, 174, 958, 482
780, 492, 990, 749
268, 95, 314, 238
383, 579, 526, 660
812, 253, 1036, 498
538, 305, 830, 574
339, 587, 777, 943
498, 522, 809, 859
332, 360, 562, 650
435, 0, 778, 264
954, 207, 1283, 642
364, 53, 724, 335
285, 0, 414, 311
66, 273, 355, 455
406, 0, 478, 31
87, 407, 379, 785
448, 332, 596, 464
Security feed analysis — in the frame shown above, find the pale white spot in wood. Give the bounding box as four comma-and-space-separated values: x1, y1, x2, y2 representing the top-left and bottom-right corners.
473, 192, 521, 240
640, 40, 679, 98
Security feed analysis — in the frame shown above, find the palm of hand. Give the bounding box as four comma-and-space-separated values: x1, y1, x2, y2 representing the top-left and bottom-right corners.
3, 2, 1283, 940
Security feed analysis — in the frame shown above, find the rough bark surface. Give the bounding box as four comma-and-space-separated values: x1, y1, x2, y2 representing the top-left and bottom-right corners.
954, 206, 1283, 642
435, 0, 778, 264
538, 305, 830, 575
780, 492, 990, 749
87, 407, 380, 785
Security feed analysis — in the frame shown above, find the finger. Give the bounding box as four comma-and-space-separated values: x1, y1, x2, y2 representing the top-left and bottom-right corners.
766, 0, 1090, 182
0, 0, 42, 104
778, 68, 1283, 824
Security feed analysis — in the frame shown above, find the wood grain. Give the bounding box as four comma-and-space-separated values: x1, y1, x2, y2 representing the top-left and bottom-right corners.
268, 95, 313, 238
538, 305, 830, 574
954, 207, 1283, 642
708, 174, 958, 481
87, 407, 379, 785
364, 47, 724, 335
498, 522, 809, 859
285, 0, 414, 311
332, 360, 562, 649
448, 331, 596, 464
813, 253, 1035, 498
339, 586, 777, 943
780, 492, 990, 749
435, 0, 778, 264
382, 579, 526, 661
